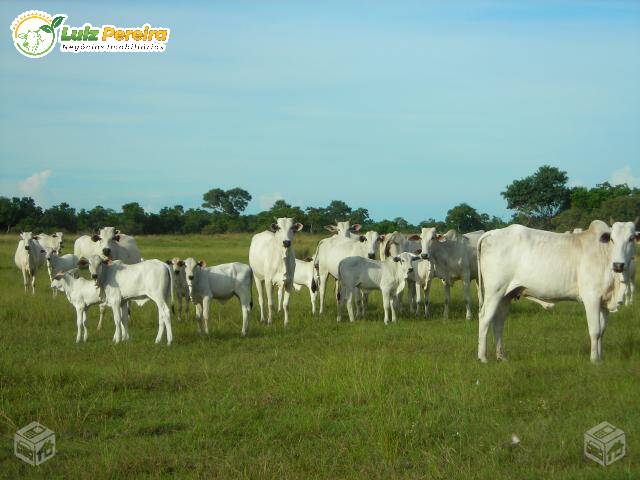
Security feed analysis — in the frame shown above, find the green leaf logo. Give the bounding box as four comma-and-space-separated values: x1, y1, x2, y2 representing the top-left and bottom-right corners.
40, 24, 53, 34
51, 16, 64, 29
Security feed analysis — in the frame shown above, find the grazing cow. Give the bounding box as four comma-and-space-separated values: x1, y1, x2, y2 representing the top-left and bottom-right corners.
166, 258, 189, 321
183, 258, 253, 336
279, 258, 319, 315
410, 228, 484, 320
313, 231, 384, 314
74, 227, 141, 263
476, 220, 638, 363
337, 252, 419, 324
324, 220, 361, 238
249, 217, 303, 325
79, 255, 174, 345
37, 232, 64, 253
14, 232, 45, 294
50, 270, 106, 343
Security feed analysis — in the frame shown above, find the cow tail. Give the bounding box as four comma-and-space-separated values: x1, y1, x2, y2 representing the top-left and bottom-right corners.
249, 267, 254, 310
477, 232, 487, 310
164, 262, 175, 312
336, 263, 342, 302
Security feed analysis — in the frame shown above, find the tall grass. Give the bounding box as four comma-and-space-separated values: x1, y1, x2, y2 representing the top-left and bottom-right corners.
0, 234, 637, 479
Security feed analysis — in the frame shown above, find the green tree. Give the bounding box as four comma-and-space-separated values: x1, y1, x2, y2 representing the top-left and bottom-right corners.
40, 202, 77, 231
202, 187, 252, 216
445, 203, 484, 232
501, 165, 570, 229
120, 202, 147, 234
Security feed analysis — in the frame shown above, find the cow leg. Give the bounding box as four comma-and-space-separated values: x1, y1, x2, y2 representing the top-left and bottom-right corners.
254, 275, 265, 323
98, 303, 106, 330
463, 276, 473, 321
493, 299, 510, 361
390, 294, 398, 323
282, 285, 291, 326
162, 302, 173, 346
121, 302, 131, 341
82, 308, 88, 342
382, 292, 391, 325
424, 277, 432, 318
597, 308, 609, 360
239, 290, 251, 336
176, 289, 183, 321
75, 306, 83, 343
477, 295, 503, 363
361, 290, 370, 316
415, 283, 422, 317
346, 289, 356, 323
353, 288, 362, 318
443, 282, 451, 319
112, 304, 123, 344
195, 303, 204, 333
202, 295, 211, 334
318, 270, 329, 315
30, 269, 36, 295
277, 284, 284, 313
21, 268, 28, 293
584, 298, 603, 363
264, 280, 274, 324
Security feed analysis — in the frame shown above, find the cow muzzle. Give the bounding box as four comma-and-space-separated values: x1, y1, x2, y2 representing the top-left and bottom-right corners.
283, 240, 291, 248
174, 269, 180, 274
25, 246, 30, 251
612, 262, 625, 273
188, 275, 194, 280
368, 253, 375, 259
421, 253, 429, 260
102, 248, 111, 257
91, 274, 98, 280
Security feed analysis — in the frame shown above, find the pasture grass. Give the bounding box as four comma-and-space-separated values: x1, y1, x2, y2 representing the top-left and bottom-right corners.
0, 233, 638, 479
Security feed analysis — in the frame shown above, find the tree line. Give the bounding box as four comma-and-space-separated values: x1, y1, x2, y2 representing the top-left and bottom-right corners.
0, 165, 638, 235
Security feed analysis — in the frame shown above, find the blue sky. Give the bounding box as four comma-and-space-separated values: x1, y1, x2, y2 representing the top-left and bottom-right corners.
1, 1, 639, 223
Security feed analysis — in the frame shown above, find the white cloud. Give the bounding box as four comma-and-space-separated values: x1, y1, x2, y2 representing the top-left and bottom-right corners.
18, 170, 52, 198
610, 166, 640, 187
259, 192, 283, 210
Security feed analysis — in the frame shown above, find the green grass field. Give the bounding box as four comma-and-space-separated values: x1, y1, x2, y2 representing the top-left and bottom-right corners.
0, 233, 638, 479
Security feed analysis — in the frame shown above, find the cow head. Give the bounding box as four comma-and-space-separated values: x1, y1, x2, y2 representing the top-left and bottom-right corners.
324, 220, 360, 237
391, 252, 421, 294
54, 232, 64, 251
270, 217, 303, 250
166, 257, 185, 276
608, 221, 638, 274
360, 231, 383, 259
183, 257, 205, 301
79, 255, 110, 284
91, 226, 121, 258
19, 232, 39, 252
415, 228, 445, 260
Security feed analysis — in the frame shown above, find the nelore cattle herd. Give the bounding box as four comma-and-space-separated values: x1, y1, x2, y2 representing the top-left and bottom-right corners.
13, 217, 639, 363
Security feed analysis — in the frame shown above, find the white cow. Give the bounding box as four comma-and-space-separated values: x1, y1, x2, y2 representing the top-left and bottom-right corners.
624, 259, 636, 306
337, 252, 419, 324
410, 228, 484, 320
280, 258, 319, 315
14, 232, 45, 294
183, 258, 253, 336
166, 258, 189, 321
50, 270, 106, 343
476, 220, 638, 363
249, 217, 303, 325
80, 255, 173, 345
74, 227, 141, 264
313, 230, 385, 315
379, 231, 429, 315
44, 247, 78, 280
